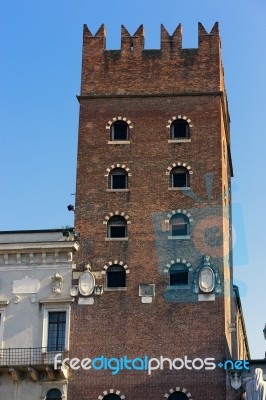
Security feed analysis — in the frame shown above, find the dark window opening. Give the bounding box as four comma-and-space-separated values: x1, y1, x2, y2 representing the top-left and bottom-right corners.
107, 265, 126, 288
111, 121, 129, 141
170, 214, 189, 236
46, 389, 62, 400
170, 264, 189, 286
109, 168, 128, 189
171, 167, 189, 188
108, 216, 127, 238
47, 312, 66, 352
168, 392, 189, 400
171, 119, 189, 139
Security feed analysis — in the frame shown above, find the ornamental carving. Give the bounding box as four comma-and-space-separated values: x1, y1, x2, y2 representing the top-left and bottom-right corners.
78, 271, 95, 296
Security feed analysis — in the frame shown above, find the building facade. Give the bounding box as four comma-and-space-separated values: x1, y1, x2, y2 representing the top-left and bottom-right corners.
0, 229, 79, 400
70, 23, 248, 399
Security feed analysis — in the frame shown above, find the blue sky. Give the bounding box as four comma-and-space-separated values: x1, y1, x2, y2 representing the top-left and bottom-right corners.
1, 0, 266, 358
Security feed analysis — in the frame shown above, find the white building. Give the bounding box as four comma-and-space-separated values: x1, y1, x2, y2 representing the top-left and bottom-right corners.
0, 229, 79, 400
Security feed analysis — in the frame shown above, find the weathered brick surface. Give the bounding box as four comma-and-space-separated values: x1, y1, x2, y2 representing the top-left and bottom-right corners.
69, 23, 243, 400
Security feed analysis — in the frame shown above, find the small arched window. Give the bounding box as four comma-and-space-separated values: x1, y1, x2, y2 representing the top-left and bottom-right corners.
107, 216, 127, 238
170, 214, 189, 236
102, 395, 121, 400
168, 392, 188, 400
107, 265, 126, 288
111, 121, 129, 141
109, 168, 128, 189
170, 167, 189, 188
171, 119, 189, 139
169, 263, 189, 286
46, 389, 62, 400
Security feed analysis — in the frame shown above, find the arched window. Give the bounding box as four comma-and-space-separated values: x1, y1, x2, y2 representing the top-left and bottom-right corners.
170, 214, 189, 236
107, 216, 127, 238
46, 389, 62, 400
168, 392, 188, 400
107, 265, 126, 288
109, 168, 128, 189
170, 119, 189, 139
169, 263, 189, 286
170, 167, 189, 188
102, 395, 121, 400
111, 121, 129, 141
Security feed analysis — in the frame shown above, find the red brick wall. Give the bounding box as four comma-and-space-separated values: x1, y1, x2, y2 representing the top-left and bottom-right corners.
69, 23, 237, 400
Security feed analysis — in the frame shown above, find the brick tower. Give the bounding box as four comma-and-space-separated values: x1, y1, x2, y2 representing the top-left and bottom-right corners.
69, 23, 248, 400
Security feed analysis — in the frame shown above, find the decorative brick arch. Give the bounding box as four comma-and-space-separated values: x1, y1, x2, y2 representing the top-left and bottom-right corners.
103, 212, 131, 224
166, 115, 193, 129
166, 209, 193, 224
164, 387, 193, 399
106, 116, 133, 129
98, 389, 125, 399
164, 259, 192, 274
104, 163, 132, 177
102, 260, 129, 275
166, 163, 193, 175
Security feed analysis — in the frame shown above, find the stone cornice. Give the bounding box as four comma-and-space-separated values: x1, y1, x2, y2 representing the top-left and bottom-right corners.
0, 241, 79, 253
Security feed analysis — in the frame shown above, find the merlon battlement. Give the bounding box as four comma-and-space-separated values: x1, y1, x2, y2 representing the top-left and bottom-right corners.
83, 22, 220, 52
80, 23, 223, 96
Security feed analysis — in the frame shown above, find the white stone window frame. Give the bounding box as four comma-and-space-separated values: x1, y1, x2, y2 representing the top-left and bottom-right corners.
0, 308, 5, 350
106, 117, 133, 144
166, 210, 193, 240
166, 163, 193, 191
104, 212, 131, 241
164, 259, 193, 290
41, 383, 67, 400
105, 164, 132, 192
42, 305, 71, 352
102, 260, 129, 292
164, 387, 193, 399
167, 115, 193, 143
98, 389, 125, 399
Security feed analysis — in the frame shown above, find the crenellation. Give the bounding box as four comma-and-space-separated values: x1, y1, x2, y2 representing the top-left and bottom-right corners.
80, 23, 223, 96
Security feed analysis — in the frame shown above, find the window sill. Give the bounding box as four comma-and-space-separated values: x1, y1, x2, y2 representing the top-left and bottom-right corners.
107, 189, 130, 192
168, 139, 191, 143
166, 285, 191, 290
168, 236, 190, 240
104, 287, 127, 292
168, 187, 191, 191
108, 140, 131, 145
105, 238, 128, 242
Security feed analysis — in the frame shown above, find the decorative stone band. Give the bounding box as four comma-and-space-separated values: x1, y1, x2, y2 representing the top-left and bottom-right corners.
98, 389, 125, 399
166, 162, 193, 175
166, 115, 193, 129
164, 387, 193, 399
165, 209, 193, 224
104, 163, 132, 176
102, 260, 129, 275
164, 259, 192, 274
106, 116, 133, 129
103, 212, 131, 224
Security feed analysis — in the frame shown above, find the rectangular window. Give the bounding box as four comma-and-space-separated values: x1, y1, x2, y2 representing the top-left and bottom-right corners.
110, 226, 126, 238
112, 175, 127, 189
173, 172, 187, 187
47, 311, 66, 352
0, 310, 4, 350
172, 223, 188, 236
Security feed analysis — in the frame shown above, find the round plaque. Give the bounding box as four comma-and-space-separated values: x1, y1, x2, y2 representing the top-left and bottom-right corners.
78, 271, 95, 296
199, 267, 215, 293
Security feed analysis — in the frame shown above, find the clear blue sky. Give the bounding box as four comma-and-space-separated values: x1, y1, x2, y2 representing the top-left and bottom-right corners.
0, 0, 265, 359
